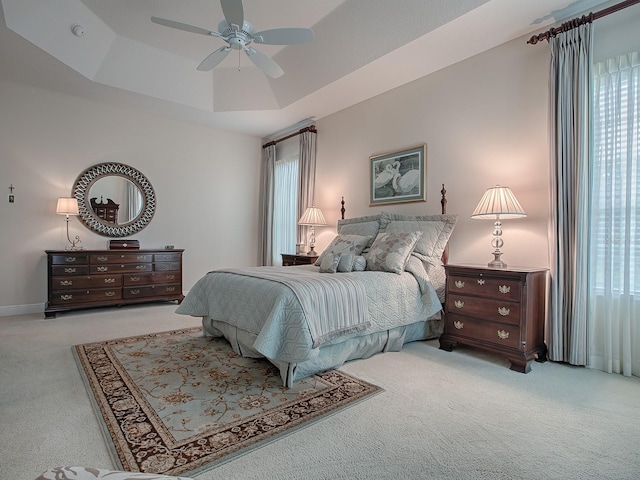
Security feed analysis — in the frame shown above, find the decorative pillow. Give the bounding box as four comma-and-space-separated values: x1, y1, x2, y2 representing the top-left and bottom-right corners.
353, 255, 367, 271
319, 253, 341, 273
337, 253, 357, 272
315, 234, 371, 266
365, 231, 422, 274
380, 212, 457, 260
337, 214, 381, 249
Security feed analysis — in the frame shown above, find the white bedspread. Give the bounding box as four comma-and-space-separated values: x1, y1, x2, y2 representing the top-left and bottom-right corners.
218, 267, 370, 348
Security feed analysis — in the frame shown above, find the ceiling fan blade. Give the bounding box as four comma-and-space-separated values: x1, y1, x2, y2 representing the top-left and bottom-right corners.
151, 17, 217, 37
197, 47, 231, 71
220, 0, 244, 30
245, 47, 284, 78
253, 28, 314, 45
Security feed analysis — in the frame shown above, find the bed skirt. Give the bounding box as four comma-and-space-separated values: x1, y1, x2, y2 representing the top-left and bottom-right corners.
201, 314, 444, 387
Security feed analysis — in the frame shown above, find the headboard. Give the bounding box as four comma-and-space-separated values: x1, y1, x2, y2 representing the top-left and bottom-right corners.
340, 183, 450, 264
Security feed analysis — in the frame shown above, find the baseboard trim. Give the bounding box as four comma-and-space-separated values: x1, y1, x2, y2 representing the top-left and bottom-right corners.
0, 303, 45, 317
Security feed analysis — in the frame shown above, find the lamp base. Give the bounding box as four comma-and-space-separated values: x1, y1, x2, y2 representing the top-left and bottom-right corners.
307, 247, 317, 256
488, 251, 506, 269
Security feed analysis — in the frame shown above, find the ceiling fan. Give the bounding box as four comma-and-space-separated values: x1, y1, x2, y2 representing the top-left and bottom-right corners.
151, 0, 314, 78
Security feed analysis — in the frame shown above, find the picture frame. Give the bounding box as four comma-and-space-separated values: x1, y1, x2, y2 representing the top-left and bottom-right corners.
370, 144, 426, 206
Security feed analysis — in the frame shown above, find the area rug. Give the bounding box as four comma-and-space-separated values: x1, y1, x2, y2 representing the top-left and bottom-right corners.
73, 327, 382, 477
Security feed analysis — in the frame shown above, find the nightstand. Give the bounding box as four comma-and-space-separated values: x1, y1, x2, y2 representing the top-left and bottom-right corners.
439, 264, 548, 373
281, 254, 319, 266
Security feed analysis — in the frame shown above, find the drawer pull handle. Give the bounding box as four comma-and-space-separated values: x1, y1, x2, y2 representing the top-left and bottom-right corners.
64, 267, 77, 274
166, 275, 175, 280
454, 300, 464, 309
455, 280, 465, 288
477, 279, 485, 285
60, 280, 73, 286
498, 307, 510, 316
130, 289, 141, 295
136, 265, 146, 270
130, 276, 140, 282
165, 286, 175, 292
60, 294, 73, 301
104, 291, 116, 297
453, 320, 464, 329
97, 256, 108, 262
497, 330, 510, 339
137, 255, 146, 260
104, 278, 115, 284
64, 257, 77, 263
97, 266, 108, 272
499, 285, 511, 294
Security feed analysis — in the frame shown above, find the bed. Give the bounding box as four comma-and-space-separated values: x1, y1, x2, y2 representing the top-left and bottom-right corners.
176, 186, 457, 387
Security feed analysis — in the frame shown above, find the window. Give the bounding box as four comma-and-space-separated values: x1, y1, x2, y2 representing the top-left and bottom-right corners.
272, 154, 299, 264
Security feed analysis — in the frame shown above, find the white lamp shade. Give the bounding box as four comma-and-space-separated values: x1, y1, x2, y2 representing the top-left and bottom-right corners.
56, 197, 79, 216
298, 206, 327, 226
471, 186, 526, 219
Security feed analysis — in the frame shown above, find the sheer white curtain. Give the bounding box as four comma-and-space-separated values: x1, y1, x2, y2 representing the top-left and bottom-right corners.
272, 154, 299, 265
588, 51, 640, 377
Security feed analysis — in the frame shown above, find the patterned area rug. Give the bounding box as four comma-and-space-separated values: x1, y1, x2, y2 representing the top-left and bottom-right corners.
73, 327, 382, 477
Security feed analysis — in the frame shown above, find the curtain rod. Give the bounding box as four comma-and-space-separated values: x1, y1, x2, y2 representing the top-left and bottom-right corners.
527, 0, 640, 45
262, 125, 317, 149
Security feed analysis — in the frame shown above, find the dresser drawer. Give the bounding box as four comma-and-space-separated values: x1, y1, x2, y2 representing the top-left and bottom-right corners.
446, 293, 521, 326
154, 253, 181, 263
123, 284, 181, 299
90, 253, 153, 264
446, 314, 521, 349
51, 265, 90, 276
52, 275, 122, 290
50, 254, 89, 265
90, 263, 153, 274
123, 272, 180, 286
447, 274, 521, 302
154, 262, 181, 272
50, 288, 122, 305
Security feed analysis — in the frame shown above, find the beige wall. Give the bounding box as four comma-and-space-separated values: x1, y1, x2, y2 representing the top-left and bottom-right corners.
314, 34, 551, 269
0, 81, 261, 314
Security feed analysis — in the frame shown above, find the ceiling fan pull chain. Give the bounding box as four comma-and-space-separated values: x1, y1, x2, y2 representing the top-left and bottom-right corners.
238, 49, 241, 71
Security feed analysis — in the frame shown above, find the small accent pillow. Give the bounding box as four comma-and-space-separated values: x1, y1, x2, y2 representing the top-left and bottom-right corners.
353, 255, 367, 271
315, 234, 371, 266
337, 253, 357, 272
319, 253, 341, 273
365, 231, 422, 274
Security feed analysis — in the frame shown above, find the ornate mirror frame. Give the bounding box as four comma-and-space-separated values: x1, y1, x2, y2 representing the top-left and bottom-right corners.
72, 162, 156, 237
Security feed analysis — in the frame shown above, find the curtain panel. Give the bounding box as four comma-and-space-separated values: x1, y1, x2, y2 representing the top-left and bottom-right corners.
589, 51, 640, 376
259, 144, 276, 266
297, 130, 317, 245
547, 24, 593, 365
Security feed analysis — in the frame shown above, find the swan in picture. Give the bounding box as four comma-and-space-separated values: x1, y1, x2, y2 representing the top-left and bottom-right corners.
391, 161, 420, 194
374, 164, 396, 188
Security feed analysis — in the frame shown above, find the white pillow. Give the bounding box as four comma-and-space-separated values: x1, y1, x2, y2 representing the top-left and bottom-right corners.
319, 253, 341, 273
380, 212, 457, 261
365, 231, 422, 274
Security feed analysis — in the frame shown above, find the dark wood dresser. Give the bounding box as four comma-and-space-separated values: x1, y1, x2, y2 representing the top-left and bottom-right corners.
439, 264, 548, 373
45, 249, 184, 318
281, 254, 318, 266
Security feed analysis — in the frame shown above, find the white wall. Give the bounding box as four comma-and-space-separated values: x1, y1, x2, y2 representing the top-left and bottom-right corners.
314, 33, 551, 269
0, 80, 261, 314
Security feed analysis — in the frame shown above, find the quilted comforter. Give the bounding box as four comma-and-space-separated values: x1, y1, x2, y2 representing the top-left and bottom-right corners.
176, 256, 443, 366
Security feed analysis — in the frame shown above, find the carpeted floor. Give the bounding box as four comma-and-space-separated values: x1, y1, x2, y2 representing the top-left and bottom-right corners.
73, 326, 381, 477
2, 304, 640, 479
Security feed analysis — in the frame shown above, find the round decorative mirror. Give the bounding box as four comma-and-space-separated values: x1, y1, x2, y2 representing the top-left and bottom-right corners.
72, 163, 156, 237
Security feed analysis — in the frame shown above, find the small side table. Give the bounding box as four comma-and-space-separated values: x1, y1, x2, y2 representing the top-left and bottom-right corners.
281, 254, 318, 266
439, 264, 548, 373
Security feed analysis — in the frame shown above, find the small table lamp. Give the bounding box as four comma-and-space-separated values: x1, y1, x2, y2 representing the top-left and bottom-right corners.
298, 206, 326, 256
471, 185, 526, 268
57, 197, 83, 250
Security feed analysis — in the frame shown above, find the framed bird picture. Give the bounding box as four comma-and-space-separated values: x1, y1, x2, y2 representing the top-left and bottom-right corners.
370, 144, 426, 206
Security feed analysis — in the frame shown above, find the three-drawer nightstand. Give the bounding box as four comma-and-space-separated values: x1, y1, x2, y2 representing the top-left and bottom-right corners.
281, 254, 319, 266
439, 264, 548, 373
